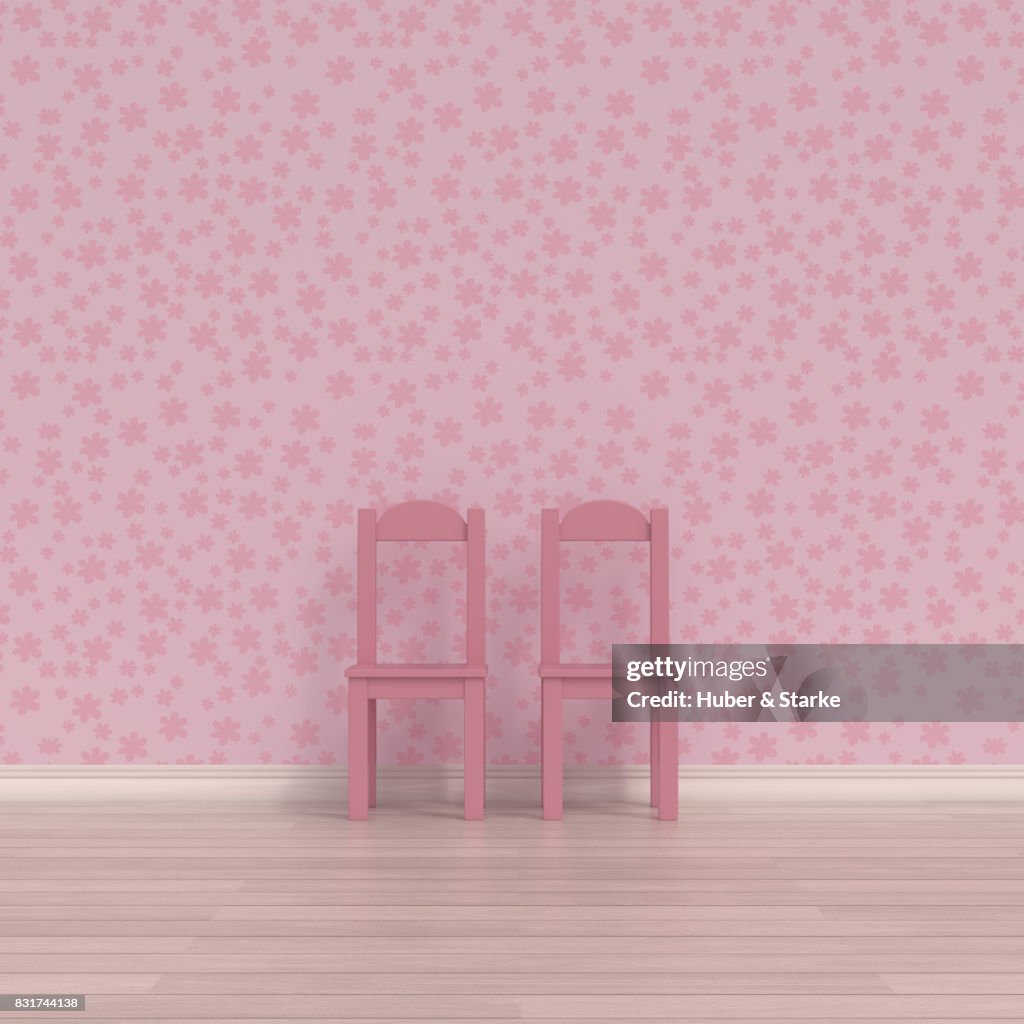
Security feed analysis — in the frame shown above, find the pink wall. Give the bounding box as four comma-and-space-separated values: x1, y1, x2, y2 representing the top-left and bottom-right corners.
2, 1, 1023, 766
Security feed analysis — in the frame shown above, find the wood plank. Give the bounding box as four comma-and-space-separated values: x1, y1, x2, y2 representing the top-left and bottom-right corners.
0, 879, 241, 891
179, 934, 1024, 955
0, 937, 192, 952
883, 974, 1024, 994
0, 973, 158, 993
211, 904, 828, 921
11, 887, 1024, 907
0, 905, 217, 920
518, 994, 1024, 1017
0, 953, 1020, 973
11, 917, 1024, 938
152, 971, 891, 995
3, 841, 1021, 856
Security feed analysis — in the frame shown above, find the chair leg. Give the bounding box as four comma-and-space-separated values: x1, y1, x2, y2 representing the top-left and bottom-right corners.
656, 720, 678, 821
348, 679, 369, 820
650, 718, 660, 807
464, 681, 485, 820
368, 698, 377, 809
542, 679, 563, 820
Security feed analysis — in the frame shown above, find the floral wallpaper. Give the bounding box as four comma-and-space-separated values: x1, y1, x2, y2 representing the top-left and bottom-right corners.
2, 0, 1023, 765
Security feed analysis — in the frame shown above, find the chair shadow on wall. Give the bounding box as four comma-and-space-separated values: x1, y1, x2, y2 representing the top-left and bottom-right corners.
269, 554, 468, 815
272, 569, 349, 810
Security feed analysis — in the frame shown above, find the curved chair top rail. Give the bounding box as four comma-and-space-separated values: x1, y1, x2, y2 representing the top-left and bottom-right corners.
373, 500, 472, 541
555, 500, 653, 541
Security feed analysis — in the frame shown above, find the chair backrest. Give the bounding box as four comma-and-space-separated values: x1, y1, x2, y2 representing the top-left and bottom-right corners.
541, 500, 668, 664
356, 501, 485, 666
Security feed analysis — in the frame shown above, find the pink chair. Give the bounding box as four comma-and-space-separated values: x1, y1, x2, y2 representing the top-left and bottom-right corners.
346, 501, 486, 820
540, 501, 677, 820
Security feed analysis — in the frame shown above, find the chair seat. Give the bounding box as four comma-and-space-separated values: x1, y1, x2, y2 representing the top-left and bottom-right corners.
346, 663, 487, 678
539, 662, 612, 678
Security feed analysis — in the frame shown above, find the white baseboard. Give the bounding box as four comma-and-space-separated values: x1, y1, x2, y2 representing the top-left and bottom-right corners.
1, 764, 1022, 803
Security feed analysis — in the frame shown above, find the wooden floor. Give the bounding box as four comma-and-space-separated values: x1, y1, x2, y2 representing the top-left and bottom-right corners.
2, 780, 1024, 1023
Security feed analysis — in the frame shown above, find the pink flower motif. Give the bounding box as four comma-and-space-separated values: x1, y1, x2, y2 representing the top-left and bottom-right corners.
10, 686, 40, 715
